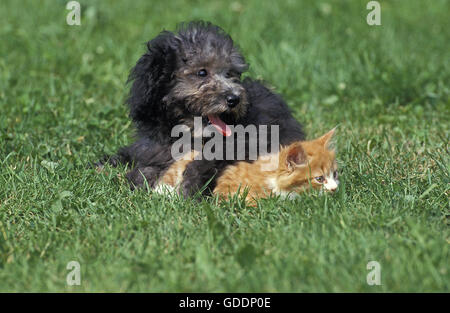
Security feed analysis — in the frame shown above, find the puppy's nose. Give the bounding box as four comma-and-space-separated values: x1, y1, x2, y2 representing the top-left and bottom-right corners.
226, 94, 240, 108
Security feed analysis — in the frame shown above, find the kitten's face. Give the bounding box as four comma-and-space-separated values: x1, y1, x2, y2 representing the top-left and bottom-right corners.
277, 129, 339, 195
308, 160, 339, 193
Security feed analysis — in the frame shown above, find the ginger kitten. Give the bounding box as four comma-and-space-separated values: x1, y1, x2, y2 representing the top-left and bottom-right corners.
214, 129, 338, 202
156, 129, 338, 202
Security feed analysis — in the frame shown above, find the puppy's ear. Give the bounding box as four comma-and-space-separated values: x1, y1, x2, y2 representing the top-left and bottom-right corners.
127, 31, 178, 124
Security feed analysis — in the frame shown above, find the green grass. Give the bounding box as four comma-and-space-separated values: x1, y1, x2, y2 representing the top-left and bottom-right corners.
0, 0, 449, 292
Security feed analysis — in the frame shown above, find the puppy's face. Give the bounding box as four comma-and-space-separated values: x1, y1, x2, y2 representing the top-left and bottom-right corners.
161, 24, 249, 136
170, 57, 247, 134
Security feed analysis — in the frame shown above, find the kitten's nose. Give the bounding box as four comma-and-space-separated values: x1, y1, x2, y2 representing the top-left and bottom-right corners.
329, 187, 337, 193
226, 94, 240, 108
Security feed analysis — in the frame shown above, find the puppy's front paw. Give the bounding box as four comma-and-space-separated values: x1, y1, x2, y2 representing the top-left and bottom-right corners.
126, 166, 160, 190
180, 180, 197, 199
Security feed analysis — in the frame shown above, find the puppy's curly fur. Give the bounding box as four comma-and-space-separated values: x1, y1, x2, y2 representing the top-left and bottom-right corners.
98, 21, 305, 197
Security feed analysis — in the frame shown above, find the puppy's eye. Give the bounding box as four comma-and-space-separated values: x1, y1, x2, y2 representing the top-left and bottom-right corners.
197, 69, 208, 77
315, 176, 325, 184
226, 71, 241, 79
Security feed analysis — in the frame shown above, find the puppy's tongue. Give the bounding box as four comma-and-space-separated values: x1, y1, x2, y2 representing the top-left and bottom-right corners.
207, 114, 232, 137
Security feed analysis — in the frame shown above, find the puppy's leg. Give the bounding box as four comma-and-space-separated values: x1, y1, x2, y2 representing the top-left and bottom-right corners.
124, 143, 175, 190
126, 166, 163, 190
180, 159, 230, 198
94, 146, 132, 169
94, 137, 165, 169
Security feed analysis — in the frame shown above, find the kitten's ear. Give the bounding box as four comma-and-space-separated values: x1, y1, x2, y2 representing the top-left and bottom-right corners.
317, 128, 336, 147
285, 144, 307, 171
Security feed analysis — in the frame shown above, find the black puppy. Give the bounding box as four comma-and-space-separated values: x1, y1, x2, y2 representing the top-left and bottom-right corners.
98, 21, 305, 197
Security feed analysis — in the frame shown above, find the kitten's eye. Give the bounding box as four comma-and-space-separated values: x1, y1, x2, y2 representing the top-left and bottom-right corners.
315, 176, 325, 183
197, 69, 208, 77
333, 171, 338, 179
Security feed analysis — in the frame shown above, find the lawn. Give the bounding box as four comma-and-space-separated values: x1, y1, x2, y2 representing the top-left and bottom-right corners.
0, 0, 448, 292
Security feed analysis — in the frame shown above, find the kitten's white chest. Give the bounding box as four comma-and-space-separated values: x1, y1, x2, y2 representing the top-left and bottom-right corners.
265, 177, 299, 199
